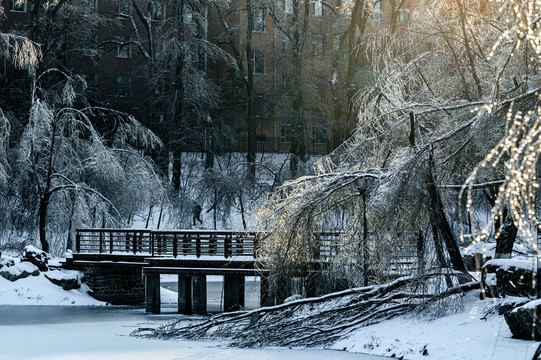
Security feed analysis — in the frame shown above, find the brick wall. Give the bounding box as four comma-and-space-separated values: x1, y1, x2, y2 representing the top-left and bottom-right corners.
82, 266, 145, 305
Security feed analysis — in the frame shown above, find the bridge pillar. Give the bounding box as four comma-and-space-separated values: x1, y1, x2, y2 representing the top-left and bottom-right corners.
145, 274, 161, 314
224, 275, 245, 311
260, 275, 272, 307
177, 275, 192, 314
192, 275, 207, 314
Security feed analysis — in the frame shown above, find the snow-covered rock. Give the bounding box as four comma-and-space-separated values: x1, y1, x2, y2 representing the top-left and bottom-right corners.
0, 254, 15, 269
482, 258, 540, 297
0, 262, 40, 281
505, 299, 541, 340
45, 270, 81, 290
498, 296, 530, 315
21, 245, 49, 271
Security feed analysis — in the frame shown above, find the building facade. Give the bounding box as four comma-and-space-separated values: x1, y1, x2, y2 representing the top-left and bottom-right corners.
1, 0, 414, 155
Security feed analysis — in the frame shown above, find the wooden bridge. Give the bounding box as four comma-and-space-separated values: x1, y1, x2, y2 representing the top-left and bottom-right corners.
65, 228, 342, 314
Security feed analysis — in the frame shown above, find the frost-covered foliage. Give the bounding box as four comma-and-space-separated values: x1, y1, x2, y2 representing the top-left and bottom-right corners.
462, 0, 541, 252
0, 34, 40, 72
3, 70, 164, 254
162, 152, 287, 231
256, 0, 541, 302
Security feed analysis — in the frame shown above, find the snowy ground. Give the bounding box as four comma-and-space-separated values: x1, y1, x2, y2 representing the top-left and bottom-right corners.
331, 291, 541, 360
1, 268, 540, 360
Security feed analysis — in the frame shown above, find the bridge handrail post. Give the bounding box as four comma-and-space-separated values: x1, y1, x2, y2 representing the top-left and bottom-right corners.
253, 233, 259, 258
224, 235, 231, 258
151, 232, 155, 256
132, 232, 137, 254
109, 232, 114, 254
99, 231, 103, 253
173, 234, 178, 258
125, 232, 130, 252
76, 231, 81, 253
196, 234, 201, 258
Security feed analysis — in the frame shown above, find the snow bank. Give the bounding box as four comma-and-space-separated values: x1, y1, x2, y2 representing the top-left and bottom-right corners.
332, 292, 540, 359
0, 271, 104, 306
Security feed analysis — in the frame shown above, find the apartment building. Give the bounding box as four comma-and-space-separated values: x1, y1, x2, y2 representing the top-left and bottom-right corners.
1, 0, 413, 155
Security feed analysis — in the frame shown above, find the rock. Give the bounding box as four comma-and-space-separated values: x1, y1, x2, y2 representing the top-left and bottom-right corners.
463, 253, 492, 272
498, 297, 530, 315
0, 262, 40, 281
45, 270, 81, 290
482, 259, 539, 298
0, 255, 15, 270
505, 299, 541, 340
21, 245, 49, 272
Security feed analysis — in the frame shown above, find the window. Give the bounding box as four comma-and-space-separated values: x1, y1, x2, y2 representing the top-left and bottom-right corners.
83, 74, 98, 94
341, 0, 352, 18
253, 7, 266, 32
252, 50, 265, 74
82, 34, 98, 56
313, 34, 325, 57
10, 0, 26, 12
284, 0, 293, 14
184, 5, 195, 23
71, 0, 97, 13
312, 118, 327, 144
315, 76, 326, 99
82, 0, 97, 13
283, 34, 292, 54
116, 74, 132, 97
372, 1, 384, 22
151, 0, 165, 21
116, 36, 132, 58
185, 42, 198, 62
253, 95, 266, 117
397, 7, 410, 24
281, 119, 293, 143
282, 73, 293, 96
334, 34, 340, 51
313, 1, 323, 17
116, 0, 130, 15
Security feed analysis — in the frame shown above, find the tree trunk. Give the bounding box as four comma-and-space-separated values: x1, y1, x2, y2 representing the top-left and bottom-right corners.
495, 210, 517, 259
245, 0, 256, 180
39, 191, 51, 253
432, 225, 453, 288
172, 152, 181, 192
426, 147, 467, 273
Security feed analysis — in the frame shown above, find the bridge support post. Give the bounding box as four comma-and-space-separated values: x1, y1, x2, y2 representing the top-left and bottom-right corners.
178, 275, 192, 314
145, 274, 161, 314
260, 275, 271, 307
192, 275, 207, 314
224, 275, 245, 311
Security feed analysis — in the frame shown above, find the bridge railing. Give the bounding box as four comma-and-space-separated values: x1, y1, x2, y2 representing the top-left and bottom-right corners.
150, 230, 264, 258
75, 229, 343, 259
75, 229, 266, 258
75, 229, 153, 254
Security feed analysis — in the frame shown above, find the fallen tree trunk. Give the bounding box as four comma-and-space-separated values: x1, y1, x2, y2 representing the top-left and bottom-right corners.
132, 271, 478, 347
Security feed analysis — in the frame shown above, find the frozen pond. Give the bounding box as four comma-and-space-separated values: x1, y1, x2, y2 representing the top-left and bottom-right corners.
0, 305, 388, 360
